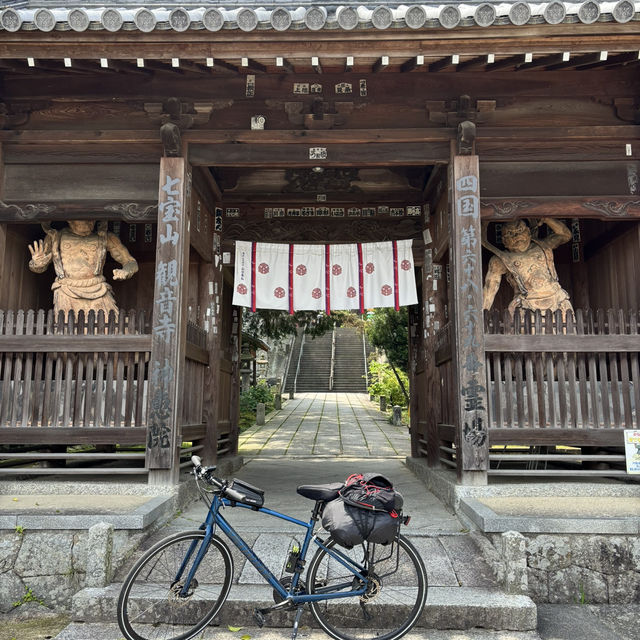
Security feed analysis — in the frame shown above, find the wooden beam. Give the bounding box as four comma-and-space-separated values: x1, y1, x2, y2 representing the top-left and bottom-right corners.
276, 56, 295, 73
171, 59, 211, 74
143, 60, 187, 75
516, 52, 565, 70
484, 334, 640, 353
428, 55, 459, 73
1, 125, 638, 147
105, 59, 153, 76
578, 51, 640, 71
423, 162, 446, 199
0, 335, 151, 351
0, 427, 148, 445
60, 59, 117, 75
545, 51, 604, 71
195, 166, 223, 201
485, 53, 523, 72
209, 58, 239, 74
189, 141, 450, 166
400, 55, 424, 73
489, 428, 627, 447
481, 196, 640, 219
241, 57, 267, 74
456, 55, 488, 72
372, 56, 389, 73
0, 200, 158, 222
27, 59, 88, 75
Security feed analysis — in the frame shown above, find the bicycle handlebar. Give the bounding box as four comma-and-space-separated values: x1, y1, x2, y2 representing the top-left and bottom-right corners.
191, 455, 246, 502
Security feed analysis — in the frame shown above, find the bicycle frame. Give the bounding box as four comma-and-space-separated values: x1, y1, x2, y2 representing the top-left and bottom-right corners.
177, 492, 369, 604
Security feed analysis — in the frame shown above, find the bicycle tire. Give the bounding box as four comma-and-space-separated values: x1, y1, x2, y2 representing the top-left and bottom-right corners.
307, 534, 427, 640
117, 530, 233, 640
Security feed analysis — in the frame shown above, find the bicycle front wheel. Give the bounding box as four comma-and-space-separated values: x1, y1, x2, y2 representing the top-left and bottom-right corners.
117, 530, 233, 640
307, 534, 427, 640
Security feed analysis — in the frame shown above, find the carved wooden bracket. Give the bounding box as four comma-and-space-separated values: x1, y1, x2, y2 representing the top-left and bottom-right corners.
144, 98, 228, 156
284, 99, 353, 129
0, 101, 47, 129
481, 197, 640, 219
457, 121, 476, 156
0, 200, 56, 219
613, 98, 640, 123
426, 95, 496, 126
104, 202, 158, 221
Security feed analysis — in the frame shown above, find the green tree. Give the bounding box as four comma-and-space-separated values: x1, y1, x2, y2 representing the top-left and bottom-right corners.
242, 309, 356, 341
364, 308, 410, 403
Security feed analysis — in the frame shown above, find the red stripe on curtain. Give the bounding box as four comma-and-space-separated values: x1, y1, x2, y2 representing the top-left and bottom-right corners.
357, 242, 364, 314
392, 240, 399, 311
251, 241, 257, 312
288, 243, 294, 315
325, 244, 331, 315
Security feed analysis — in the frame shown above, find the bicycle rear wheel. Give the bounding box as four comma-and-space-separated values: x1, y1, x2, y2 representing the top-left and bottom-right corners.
117, 530, 233, 640
307, 534, 427, 640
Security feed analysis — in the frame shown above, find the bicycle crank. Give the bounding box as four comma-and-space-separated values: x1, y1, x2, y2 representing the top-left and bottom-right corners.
273, 576, 307, 607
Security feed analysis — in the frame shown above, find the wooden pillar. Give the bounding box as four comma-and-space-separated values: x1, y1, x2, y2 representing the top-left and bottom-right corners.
408, 301, 421, 459
199, 258, 221, 464
228, 306, 242, 456
450, 139, 489, 485
0, 142, 7, 307
146, 157, 191, 485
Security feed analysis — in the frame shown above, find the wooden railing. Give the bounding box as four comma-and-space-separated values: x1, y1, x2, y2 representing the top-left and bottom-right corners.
0, 309, 151, 429
484, 309, 639, 431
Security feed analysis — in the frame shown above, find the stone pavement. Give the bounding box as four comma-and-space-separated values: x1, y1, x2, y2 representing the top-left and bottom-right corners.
239, 392, 410, 458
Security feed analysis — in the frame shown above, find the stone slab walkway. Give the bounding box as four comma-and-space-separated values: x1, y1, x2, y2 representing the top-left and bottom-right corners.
239, 392, 410, 458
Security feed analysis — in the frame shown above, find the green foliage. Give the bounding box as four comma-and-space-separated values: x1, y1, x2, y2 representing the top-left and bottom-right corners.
14, 525, 24, 536
242, 310, 358, 341
367, 360, 409, 407
364, 308, 409, 370
239, 381, 274, 413
239, 382, 276, 432
13, 586, 44, 608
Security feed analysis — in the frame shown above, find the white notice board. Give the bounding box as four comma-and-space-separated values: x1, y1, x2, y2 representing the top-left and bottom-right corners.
624, 430, 640, 474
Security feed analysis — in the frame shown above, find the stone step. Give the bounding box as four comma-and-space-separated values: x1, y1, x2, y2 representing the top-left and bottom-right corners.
54, 622, 542, 640
72, 584, 536, 632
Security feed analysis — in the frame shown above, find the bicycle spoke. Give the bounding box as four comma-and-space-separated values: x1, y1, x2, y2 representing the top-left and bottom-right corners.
308, 536, 427, 640
118, 532, 233, 640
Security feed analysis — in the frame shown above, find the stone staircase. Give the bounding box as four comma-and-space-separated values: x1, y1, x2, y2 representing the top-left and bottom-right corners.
332, 326, 368, 392
69, 529, 536, 637
284, 331, 333, 393
283, 326, 369, 394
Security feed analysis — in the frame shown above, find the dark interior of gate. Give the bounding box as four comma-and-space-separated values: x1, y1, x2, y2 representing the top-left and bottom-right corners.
0, 16, 639, 482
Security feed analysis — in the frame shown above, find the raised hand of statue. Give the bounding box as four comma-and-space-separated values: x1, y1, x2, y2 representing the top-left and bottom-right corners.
28, 239, 51, 270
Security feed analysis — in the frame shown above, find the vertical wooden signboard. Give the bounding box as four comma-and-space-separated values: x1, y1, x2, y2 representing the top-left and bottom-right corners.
146, 157, 190, 484
450, 154, 489, 483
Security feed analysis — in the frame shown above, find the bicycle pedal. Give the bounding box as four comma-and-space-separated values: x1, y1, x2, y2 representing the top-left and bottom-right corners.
253, 608, 266, 628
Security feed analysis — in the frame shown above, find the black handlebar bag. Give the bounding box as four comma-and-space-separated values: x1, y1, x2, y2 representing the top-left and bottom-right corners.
321, 473, 403, 549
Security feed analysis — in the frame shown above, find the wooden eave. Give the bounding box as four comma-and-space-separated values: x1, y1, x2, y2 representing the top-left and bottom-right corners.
1, 22, 640, 75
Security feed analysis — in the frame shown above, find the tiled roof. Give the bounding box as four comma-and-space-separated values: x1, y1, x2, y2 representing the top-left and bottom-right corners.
0, 1, 636, 33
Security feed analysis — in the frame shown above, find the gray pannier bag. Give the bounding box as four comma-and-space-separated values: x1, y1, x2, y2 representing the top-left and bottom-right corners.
321, 473, 404, 549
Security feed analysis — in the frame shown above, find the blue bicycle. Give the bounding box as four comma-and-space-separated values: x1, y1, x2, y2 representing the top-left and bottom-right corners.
117, 456, 428, 640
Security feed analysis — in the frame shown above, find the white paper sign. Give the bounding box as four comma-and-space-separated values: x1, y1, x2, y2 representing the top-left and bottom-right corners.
624, 429, 640, 474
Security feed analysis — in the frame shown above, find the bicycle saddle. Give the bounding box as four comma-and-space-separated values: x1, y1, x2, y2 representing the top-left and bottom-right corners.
296, 482, 343, 502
